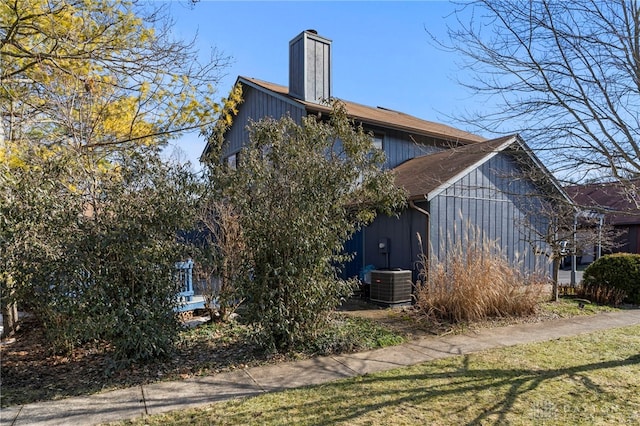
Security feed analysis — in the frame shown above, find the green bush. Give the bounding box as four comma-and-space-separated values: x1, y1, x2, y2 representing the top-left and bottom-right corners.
204, 100, 406, 351
582, 253, 640, 305
5, 150, 201, 364
300, 315, 405, 356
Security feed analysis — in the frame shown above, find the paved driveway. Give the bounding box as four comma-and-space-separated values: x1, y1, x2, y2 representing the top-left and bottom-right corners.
558, 269, 584, 284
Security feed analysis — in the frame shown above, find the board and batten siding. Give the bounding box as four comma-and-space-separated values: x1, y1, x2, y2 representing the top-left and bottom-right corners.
223, 85, 306, 158
359, 206, 428, 282
365, 128, 444, 169
289, 31, 331, 103
429, 152, 550, 274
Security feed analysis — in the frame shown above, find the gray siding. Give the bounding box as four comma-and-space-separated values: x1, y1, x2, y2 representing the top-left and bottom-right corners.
429, 152, 550, 274
288, 37, 305, 100
358, 151, 553, 282
223, 85, 306, 157
362, 206, 428, 281
365, 128, 444, 169
223, 83, 553, 280
289, 31, 331, 103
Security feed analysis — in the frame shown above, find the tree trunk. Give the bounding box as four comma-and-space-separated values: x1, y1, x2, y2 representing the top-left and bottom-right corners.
1, 275, 20, 338
1, 301, 19, 339
551, 258, 560, 302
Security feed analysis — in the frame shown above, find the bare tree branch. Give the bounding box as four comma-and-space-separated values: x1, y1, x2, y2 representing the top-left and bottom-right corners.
436, 0, 640, 188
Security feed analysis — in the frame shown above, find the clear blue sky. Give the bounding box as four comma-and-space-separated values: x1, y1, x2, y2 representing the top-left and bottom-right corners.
161, 1, 485, 167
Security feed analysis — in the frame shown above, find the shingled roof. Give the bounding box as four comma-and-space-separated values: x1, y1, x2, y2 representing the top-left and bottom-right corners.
241, 77, 485, 145
566, 181, 640, 225
393, 135, 518, 201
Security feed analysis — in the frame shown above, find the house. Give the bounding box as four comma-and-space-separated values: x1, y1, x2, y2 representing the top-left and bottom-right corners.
566, 180, 640, 255
203, 30, 569, 282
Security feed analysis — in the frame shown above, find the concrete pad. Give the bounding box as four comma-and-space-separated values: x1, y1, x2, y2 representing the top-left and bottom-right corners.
444, 332, 511, 353
486, 312, 639, 346
245, 357, 355, 392
554, 313, 640, 339
143, 370, 262, 415
9, 387, 144, 426
473, 326, 554, 346
457, 329, 550, 352
441, 322, 583, 352
440, 333, 505, 352
332, 345, 434, 375
406, 327, 555, 359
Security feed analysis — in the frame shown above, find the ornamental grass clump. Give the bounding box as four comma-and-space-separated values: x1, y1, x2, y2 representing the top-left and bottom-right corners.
413, 226, 546, 324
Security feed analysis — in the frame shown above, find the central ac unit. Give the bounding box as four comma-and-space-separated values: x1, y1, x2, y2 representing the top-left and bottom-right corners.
369, 270, 412, 306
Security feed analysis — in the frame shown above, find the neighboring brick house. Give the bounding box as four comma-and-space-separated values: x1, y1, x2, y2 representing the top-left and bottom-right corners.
203, 30, 571, 281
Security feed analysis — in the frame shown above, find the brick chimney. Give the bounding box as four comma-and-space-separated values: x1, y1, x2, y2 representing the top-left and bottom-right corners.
289, 30, 332, 103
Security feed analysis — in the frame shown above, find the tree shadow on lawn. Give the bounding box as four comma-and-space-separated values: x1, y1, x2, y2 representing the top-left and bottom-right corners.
218, 354, 640, 425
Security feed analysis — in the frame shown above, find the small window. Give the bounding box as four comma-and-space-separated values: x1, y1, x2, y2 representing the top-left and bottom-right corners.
373, 135, 384, 150
227, 153, 237, 169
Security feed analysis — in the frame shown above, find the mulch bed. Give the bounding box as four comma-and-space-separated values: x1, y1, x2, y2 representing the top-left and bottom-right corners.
0, 316, 270, 408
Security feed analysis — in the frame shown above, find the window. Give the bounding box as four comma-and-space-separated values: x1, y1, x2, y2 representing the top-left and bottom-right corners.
373, 135, 384, 150
227, 153, 237, 169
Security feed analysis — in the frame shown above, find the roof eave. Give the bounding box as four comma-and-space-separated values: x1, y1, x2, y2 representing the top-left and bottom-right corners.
200, 77, 305, 160
514, 136, 576, 209
302, 103, 482, 145
239, 77, 305, 110
425, 135, 518, 202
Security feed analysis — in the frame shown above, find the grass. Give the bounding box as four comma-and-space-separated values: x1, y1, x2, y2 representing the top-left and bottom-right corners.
540, 296, 618, 318
116, 324, 640, 425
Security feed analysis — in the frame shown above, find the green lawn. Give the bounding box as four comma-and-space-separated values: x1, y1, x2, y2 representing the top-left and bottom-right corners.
117, 324, 640, 425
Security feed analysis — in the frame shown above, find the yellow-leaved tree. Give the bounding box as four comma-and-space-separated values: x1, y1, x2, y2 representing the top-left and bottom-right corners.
2, 0, 229, 149
0, 0, 235, 360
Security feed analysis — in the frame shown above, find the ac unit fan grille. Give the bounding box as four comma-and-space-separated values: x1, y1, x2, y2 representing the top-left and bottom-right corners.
369, 270, 412, 305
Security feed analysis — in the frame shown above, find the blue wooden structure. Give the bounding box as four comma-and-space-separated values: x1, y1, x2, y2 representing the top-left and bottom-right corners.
175, 259, 205, 312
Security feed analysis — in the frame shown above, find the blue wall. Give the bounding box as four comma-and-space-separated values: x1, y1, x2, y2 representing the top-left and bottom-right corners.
224, 86, 552, 282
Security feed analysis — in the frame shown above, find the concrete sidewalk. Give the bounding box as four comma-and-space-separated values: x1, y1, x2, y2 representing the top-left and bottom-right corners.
2, 309, 640, 426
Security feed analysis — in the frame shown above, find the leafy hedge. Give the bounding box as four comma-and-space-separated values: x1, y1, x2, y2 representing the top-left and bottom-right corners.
5, 150, 201, 363
582, 253, 640, 305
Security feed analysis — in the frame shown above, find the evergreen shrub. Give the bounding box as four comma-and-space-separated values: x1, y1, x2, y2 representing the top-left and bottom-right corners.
582, 253, 640, 305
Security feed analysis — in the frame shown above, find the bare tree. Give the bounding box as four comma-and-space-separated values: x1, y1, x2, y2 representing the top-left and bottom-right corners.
441, 0, 640, 195
199, 200, 248, 322
519, 198, 619, 301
